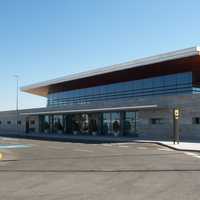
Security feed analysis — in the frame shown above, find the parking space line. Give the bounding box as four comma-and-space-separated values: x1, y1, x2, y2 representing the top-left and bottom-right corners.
157, 148, 173, 152
118, 145, 129, 148
74, 149, 93, 153
102, 144, 113, 147
115, 143, 134, 145
137, 147, 148, 150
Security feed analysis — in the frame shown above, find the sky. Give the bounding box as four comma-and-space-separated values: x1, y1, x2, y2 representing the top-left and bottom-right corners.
1, 0, 200, 111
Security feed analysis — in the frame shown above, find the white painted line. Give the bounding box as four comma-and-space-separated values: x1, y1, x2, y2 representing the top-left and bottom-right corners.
0, 137, 19, 141
137, 147, 147, 150
157, 148, 173, 152
74, 149, 93, 153
115, 143, 135, 145
118, 145, 129, 148
102, 144, 113, 147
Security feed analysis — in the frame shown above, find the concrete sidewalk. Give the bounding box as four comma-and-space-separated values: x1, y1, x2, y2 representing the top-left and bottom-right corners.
137, 140, 200, 152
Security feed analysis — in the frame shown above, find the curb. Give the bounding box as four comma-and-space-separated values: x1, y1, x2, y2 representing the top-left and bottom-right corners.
1, 133, 200, 152
135, 140, 200, 153
0, 133, 137, 144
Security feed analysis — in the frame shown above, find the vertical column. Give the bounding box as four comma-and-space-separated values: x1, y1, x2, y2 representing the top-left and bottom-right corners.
120, 111, 125, 137
50, 115, 53, 133
135, 111, 137, 136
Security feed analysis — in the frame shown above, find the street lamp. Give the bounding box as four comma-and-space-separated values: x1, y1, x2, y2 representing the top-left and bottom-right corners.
13, 75, 19, 127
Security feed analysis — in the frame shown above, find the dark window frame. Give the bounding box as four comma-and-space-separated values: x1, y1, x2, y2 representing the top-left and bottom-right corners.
150, 118, 165, 125
192, 117, 200, 124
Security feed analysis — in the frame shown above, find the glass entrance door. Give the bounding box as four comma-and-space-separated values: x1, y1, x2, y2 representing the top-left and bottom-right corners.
102, 112, 121, 136
124, 111, 138, 136
80, 114, 89, 134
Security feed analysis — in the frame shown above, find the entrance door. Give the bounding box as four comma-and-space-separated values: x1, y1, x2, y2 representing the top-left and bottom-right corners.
124, 111, 138, 136
102, 112, 121, 136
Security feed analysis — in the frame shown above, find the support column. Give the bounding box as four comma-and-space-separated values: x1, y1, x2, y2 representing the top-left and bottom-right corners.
120, 111, 125, 137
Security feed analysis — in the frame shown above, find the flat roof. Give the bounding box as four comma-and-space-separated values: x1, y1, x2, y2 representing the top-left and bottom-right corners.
21, 46, 200, 96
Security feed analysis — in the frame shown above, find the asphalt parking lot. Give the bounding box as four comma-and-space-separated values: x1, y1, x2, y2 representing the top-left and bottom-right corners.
0, 137, 200, 200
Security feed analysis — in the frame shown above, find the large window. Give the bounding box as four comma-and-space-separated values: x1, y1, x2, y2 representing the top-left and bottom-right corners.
150, 118, 165, 125
47, 72, 194, 107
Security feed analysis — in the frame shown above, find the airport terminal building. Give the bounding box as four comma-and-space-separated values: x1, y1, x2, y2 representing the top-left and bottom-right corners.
1, 47, 200, 140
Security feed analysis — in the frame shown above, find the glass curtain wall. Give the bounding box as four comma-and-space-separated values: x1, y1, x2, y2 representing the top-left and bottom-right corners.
48, 72, 193, 107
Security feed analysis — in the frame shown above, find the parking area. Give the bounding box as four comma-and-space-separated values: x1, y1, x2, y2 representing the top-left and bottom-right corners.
0, 137, 200, 200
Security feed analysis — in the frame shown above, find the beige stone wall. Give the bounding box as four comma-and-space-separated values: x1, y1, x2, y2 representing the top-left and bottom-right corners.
0, 111, 39, 133
0, 111, 25, 132
0, 94, 200, 140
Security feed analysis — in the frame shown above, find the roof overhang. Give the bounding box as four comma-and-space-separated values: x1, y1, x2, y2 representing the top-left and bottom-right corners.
21, 47, 200, 97
20, 104, 158, 115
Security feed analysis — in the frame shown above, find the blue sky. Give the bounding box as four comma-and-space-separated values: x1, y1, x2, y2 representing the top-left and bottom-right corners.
1, 0, 200, 111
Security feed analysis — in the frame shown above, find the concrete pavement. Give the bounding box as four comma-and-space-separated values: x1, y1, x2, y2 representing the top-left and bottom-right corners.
0, 138, 200, 199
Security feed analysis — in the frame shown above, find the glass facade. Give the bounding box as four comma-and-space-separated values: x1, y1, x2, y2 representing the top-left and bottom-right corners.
47, 72, 195, 107
39, 111, 137, 137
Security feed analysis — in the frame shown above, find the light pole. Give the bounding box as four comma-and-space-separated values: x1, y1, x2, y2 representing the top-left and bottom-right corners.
13, 75, 19, 127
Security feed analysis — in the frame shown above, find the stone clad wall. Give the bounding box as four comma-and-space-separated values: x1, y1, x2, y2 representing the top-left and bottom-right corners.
0, 111, 26, 132
0, 94, 200, 140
